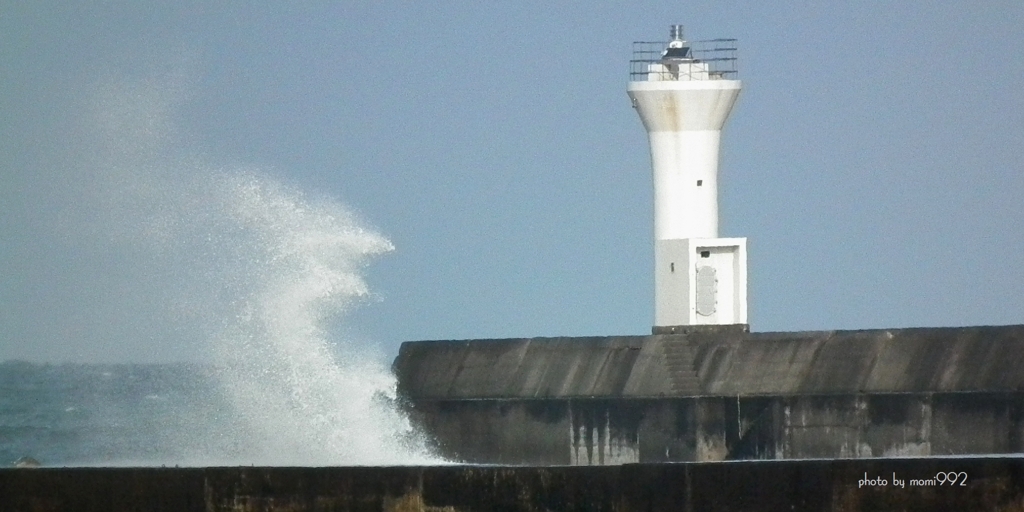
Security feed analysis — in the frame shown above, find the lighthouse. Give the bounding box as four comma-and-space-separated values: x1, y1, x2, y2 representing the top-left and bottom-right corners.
628, 25, 747, 332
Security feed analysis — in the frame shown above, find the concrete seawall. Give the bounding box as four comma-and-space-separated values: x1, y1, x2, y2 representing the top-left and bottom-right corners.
393, 325, 1024, 464
2, 458, 1024, 511
394, 325, 1024, 399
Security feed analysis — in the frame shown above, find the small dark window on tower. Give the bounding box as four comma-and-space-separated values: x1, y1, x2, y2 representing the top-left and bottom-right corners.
670, 262, 675, 272
696, 180, 703, 186
700, 251, 710, 258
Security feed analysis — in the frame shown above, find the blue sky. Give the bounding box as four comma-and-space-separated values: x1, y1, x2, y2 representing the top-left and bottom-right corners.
2, 2, 1022, 362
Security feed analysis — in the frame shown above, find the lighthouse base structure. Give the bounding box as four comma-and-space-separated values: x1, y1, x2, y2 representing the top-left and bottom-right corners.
655, 237, 747, 330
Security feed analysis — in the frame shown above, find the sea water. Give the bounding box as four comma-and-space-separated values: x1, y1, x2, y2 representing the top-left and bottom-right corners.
1, 361, 230, 466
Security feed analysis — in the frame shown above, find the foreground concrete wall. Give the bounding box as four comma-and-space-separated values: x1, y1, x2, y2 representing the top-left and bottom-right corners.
394, 325, 1024, 465
3, 459, 1024, 511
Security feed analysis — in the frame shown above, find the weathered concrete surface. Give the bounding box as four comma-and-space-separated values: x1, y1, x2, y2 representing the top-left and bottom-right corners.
394, 325, 1024, 399
393, 325, 1024, 464
409, 393, 1024, 465
2, 459, 1024, 511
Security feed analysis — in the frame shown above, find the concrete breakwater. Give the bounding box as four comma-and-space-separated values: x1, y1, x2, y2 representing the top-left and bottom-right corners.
2, 458, 1024, 511
394, 325, 1024, 464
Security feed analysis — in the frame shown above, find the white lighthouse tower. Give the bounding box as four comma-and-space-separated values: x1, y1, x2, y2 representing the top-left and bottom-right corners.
628, 25, 747, 332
